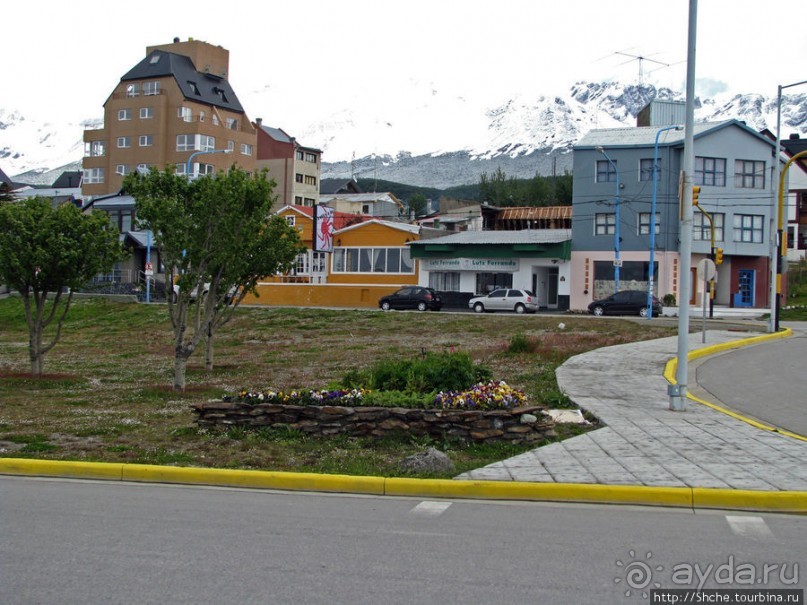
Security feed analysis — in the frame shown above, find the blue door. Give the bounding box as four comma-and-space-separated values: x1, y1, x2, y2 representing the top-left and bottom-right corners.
736, 270, 755, 307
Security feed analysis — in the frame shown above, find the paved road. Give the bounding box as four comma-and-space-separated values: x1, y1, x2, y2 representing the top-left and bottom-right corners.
694, 323, 807, 437
1, 476, 805, 605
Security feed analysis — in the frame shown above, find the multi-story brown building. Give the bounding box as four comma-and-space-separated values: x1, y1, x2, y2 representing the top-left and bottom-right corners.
82, 38, 256, 198
254, 119, 321, 212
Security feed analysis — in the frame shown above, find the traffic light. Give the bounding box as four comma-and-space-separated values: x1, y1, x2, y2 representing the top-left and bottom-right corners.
692, 186, 701, 205
715, 248, 724, 265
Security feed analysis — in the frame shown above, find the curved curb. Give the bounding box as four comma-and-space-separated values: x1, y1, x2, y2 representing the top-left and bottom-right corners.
2, 458, 806, 513
663, 328, 807, 442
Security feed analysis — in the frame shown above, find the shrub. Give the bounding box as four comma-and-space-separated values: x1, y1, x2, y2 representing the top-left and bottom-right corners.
507, 333, 537, 354
662, 293, 677, 306
347, 351, 491, 394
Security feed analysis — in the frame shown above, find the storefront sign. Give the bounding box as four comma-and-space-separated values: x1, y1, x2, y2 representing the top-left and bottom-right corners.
422, 258, 520, 272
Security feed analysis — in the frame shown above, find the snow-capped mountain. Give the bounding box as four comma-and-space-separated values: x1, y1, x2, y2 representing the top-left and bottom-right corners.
3, 81, 806, 189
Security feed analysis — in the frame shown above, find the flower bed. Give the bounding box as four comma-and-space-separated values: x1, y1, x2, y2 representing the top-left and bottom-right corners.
196, 378, 554, 444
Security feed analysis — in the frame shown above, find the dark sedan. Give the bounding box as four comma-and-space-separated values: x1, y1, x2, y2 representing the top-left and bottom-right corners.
379, 287, 442, 311
588, 290, 663, 317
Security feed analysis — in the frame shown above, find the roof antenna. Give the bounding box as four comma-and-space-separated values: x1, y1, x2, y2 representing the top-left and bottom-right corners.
613, 51, 670, 85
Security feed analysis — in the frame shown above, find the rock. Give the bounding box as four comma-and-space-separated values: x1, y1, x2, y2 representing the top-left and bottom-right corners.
520, 413, 538, 424
399, 447, 455, 474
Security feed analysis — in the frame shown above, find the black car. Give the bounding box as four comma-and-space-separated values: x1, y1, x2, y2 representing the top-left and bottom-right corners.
588, 290, 663, 317
379, 287, 442, 311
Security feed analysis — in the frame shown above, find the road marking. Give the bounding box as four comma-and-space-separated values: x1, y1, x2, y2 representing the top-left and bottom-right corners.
725, 515, 773, 539
409, 501, 452, 518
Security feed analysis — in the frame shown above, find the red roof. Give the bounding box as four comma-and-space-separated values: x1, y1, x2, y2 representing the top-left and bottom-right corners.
290, 205, 367, 230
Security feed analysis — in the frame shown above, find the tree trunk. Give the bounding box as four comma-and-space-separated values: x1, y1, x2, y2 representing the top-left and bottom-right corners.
28, 322, 44, 377
173, 353, 189, 392
204, 328, 214, 371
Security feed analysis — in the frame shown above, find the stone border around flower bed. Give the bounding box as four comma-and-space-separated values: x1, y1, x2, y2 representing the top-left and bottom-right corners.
191, 402, 556, 444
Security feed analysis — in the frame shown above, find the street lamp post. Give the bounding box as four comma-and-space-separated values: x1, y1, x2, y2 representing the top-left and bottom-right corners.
597, 146, 620, 293
185, 148, 233, 178
769, 79, 807, 333
648, 125, 683, 319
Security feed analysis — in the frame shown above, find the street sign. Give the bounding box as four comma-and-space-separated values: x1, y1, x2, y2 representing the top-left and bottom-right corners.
613, 259, 623, 267
145, 262, 153, 277
696, 258, 716, 281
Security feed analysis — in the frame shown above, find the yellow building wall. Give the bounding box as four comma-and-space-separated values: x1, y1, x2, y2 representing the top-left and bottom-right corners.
248, 217, 420, 307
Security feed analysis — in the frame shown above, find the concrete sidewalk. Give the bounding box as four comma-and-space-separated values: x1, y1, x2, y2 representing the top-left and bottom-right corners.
456, 330, 807, 491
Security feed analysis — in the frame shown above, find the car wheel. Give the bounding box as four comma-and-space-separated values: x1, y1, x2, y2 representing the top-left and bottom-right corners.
514, 303, 526, 314
381, 301, 391, 311
474, 303, 485, 313
592, 305, 605, 316
417, 302, 427, 312
639, 306, 649, 318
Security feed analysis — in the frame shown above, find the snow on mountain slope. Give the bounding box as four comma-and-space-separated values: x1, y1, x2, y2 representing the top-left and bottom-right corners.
3, 81, 805, 188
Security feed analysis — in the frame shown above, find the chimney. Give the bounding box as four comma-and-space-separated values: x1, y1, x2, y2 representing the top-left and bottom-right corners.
255, 117, 262, 126
790, 133, 801, 140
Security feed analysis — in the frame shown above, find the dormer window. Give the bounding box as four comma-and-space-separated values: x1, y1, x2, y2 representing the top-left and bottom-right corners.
150, 54, 160, 64
188, 81, 200, 95
214, 87, 229, 103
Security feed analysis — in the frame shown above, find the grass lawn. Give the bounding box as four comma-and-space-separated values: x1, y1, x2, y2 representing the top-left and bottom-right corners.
0, 297, 675, 478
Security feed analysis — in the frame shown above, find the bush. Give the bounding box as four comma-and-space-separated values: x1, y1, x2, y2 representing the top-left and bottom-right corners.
662, 293, 677, 306
346, 351, 491, 394
507, 333, 537, 354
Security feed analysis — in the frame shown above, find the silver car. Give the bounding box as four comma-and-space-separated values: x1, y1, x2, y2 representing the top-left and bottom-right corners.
469, 289, 539, 314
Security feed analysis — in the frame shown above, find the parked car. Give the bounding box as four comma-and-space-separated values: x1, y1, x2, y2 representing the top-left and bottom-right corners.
379, 287, 442, 311
588, 290, 663, 317
469, 289, 539, 314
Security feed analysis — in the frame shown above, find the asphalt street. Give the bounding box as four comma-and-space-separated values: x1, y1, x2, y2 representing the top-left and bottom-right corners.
693, 322, 807, 437
1, 476, 804, 605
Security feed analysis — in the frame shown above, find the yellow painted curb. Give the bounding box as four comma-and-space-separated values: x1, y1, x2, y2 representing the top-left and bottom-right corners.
120, 463, 386, 495
664, 328, 793, 383
663, 328, 807, 441
693, 488, 807, 513
384, 477, 693, 507
0, 458, 124, 480
3, 458, 807, 512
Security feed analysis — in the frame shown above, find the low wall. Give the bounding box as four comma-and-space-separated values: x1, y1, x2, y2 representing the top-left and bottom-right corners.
192, 402, 555, 444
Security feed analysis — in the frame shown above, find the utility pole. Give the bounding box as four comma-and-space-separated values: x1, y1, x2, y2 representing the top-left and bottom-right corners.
670, 0, 698, 412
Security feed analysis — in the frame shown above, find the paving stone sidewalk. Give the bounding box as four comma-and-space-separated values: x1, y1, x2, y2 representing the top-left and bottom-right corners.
456, 330, 807, 490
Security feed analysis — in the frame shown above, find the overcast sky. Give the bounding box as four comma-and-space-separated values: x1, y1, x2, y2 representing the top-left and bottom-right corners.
3, 0, 806, 131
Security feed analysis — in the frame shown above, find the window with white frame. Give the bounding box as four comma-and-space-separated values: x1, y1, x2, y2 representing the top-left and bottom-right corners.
594, 213, 615, 235
143, 81, 160, 96
117, 136, 131, 148
429, 272, 461, 291
125, 83, 139, 97
176, 135, 194, 152
695, 156, 726, 186
733, 214, 763, 243
83, 168, 104, 184
118, 108, 132, 121
138, 135, 153, 147
212, 114, 220, 126
200, 135, 215, 152
84, 141, 106, 157
734, 160, 765, 189
639, 158, 658, 182
115, 165, 130, 176
199, 111, 205, 122
311, 252, 326, 273
178, 106, 193, 122
294, 253, 309, 274
286, 216, 296, 227
226, 117, 238, 130
136, 164, 151, 174
638, 212, 660, 235
596, 159, 617, 183
227, 140, 234, 152
693, 212, 724, 242
140, 107, 153, 119
240, 143, 253, 156
332, 247, 414, 274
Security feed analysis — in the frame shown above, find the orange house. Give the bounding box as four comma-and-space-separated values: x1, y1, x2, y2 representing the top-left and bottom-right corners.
243, 205, 422, 308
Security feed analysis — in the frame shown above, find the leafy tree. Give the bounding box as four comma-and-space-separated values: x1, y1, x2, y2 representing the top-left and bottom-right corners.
124, 168, 305, 391
407, 193, 428, 217
0, 197, 126, 376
